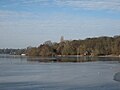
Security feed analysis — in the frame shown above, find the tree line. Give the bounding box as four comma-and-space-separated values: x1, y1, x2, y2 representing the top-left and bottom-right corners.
0, 48, 26, 55
26, 35, 120, 57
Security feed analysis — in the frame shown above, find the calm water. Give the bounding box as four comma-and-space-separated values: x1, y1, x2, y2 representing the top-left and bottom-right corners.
0, 54, 120, 90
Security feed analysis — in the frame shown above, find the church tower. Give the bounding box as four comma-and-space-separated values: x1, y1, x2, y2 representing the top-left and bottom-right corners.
60, 36, 64, 42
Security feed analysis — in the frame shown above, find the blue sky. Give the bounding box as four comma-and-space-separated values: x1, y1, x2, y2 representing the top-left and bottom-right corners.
0, 0, 120, 48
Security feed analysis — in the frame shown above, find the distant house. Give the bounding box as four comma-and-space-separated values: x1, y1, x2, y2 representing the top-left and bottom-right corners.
84, 51, 91, 56
21, 54, 26, 56
84, 51, 89, 56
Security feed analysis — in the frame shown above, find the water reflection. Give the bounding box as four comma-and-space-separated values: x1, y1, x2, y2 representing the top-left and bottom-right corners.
27, 56, 120, 63
0, 54, 120, 90
0, 54, 120, 63
0, 54, 27, 59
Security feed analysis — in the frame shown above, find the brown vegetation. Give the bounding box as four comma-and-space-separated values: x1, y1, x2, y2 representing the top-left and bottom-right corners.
26, 35, 120, 57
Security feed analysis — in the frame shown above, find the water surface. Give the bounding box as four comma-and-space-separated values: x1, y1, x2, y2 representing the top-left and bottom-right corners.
0, 54, 120, 90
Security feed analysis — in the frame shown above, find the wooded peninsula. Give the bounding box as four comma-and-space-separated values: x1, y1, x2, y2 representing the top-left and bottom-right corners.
0, 35, 120, 57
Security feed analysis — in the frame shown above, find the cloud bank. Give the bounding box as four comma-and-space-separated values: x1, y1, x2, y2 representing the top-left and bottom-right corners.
55, 0, 120, 11
1, 0, 120, 11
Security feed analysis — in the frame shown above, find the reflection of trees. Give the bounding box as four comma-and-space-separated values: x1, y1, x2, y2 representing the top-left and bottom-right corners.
27, 57, 61, 62
26, 56, 120, 63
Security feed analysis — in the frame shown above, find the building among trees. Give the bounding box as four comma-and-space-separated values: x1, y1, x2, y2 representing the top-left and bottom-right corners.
60, 36, 64, 42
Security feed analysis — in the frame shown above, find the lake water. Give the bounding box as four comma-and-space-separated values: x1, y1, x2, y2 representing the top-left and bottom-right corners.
0, 54, 120, 90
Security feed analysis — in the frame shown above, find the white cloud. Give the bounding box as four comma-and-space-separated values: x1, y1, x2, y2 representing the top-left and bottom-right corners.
0, 10, 46, 22
1, 0, 120, 11
7, 0, 52, 7
20, 0, 51, 6
54, 0, 120, 11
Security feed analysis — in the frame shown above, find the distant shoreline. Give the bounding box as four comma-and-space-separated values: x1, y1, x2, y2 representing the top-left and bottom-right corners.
0, 54, 120, 62
0, 54, 120, 58
26, 54, 120, 59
